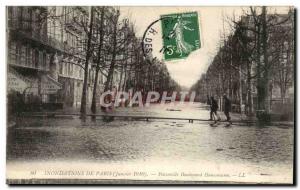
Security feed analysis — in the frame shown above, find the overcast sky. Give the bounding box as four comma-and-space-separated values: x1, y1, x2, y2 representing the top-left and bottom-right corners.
120, 6, 290, 88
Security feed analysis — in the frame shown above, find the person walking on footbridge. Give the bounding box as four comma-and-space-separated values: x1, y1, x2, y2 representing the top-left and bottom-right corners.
209, 96, 221, 123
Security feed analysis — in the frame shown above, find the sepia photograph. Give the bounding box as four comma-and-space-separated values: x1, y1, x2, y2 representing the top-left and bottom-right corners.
5, 6, 295, 184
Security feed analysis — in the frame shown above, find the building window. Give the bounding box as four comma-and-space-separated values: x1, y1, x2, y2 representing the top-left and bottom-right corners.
39, 51, 43, 69
29, 48, 33, 68
31, 48, 35, 67
8, 41, 17, 65
43, 52, 47, 70
34, 49, 39, 68
20, 45, 26, 66
59, 61, 63, 74
25, 45, 31, 66
7, 7, 13, 28
15, 42, 21, 65
32, 10, 37, 37
46, 54, 50, 71
12, 7, 19, 28
22, 7, 30, 31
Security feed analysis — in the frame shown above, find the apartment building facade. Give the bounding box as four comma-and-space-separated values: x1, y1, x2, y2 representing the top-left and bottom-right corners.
7, 6, 119, 109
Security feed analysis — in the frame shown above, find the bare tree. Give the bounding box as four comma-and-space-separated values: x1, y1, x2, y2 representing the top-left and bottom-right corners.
192, 6, 294, 120
80, 6, 95, 117
91, 7, 105, 114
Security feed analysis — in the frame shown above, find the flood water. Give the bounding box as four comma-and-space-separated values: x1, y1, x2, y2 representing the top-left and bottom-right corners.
6, 103, 294, 183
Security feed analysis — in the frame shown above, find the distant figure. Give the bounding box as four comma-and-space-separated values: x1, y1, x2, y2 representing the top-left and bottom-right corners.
223, 94, 232, 124
210, 96, 221, 123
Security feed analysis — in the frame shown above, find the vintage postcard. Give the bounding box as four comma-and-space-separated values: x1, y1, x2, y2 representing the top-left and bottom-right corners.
6, 6, 295, 184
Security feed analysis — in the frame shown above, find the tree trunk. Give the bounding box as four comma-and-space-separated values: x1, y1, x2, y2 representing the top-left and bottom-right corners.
229, 53, 233, 99
246, 61, 253, 115
239, 63, 243, 114
80, 6, 94, 118
122, 61, 128, 91
119, 32, 128, 91
118, 63, 124, 91
262, 6, 271, 114
256, 21, 264, 113
91, 7, 105, 114
104, 13, 119, 92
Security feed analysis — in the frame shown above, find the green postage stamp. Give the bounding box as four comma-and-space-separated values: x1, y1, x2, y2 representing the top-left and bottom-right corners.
161, 12, 201, 61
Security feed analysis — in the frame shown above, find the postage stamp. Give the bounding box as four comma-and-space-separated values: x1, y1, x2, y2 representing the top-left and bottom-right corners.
160, 12, 201, 60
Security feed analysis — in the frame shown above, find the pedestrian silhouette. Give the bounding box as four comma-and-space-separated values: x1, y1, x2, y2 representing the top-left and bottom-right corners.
210, 96, 221, 123
223, 94, 232, 124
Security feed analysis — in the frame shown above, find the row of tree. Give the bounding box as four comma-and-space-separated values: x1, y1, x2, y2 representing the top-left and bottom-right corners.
191, 6, 294, 120
46, 6, 180, 117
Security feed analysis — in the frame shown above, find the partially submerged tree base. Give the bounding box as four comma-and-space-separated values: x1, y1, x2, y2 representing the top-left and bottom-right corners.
256, 110, 271, 124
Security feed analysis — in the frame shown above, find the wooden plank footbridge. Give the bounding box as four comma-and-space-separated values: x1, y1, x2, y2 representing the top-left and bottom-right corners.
20, 112, 257, 125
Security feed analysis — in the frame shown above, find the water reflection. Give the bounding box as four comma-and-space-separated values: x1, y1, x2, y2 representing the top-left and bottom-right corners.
7, 103, 293, 174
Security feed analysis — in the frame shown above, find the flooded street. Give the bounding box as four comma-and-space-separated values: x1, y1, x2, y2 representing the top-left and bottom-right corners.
7, 103, 294, 183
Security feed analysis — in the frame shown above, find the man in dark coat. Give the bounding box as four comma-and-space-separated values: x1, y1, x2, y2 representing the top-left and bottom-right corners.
210, 96, 220, 122
223, 94, 232, 123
